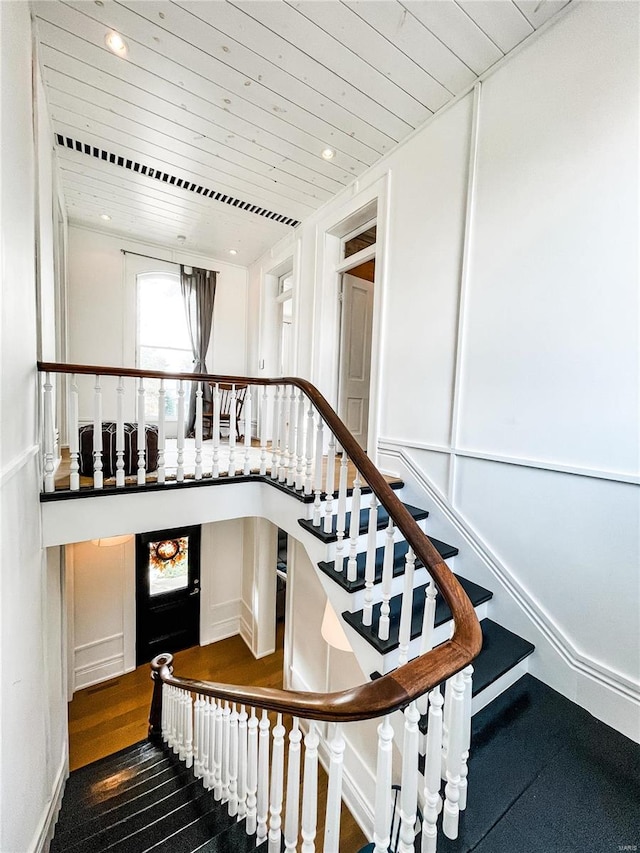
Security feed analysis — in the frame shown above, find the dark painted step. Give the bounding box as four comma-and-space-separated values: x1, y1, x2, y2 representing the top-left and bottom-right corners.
259, 473, 404, 505
299, 502, 429, 543
344, 575, 492, 655
318, 537, 458, 592
193, 818, 270, 852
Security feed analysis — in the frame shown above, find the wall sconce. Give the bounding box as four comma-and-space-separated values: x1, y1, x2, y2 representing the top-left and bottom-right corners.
321, 599, 352, 652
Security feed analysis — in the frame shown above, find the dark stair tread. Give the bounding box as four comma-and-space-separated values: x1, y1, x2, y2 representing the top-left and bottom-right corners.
318, 537, 458, 592
343, 575, 492, 654
58, 776, 208, 851
64, 741, 160, 788
139, 800, 237, 853
263, 475, 404, 504
298, 503, 428, 543
194, 818, 271, 852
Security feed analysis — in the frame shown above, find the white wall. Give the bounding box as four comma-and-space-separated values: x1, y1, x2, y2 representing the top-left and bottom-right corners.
249, 2, 640, 735
0, 5, 68, 851
69, 519, 244, 691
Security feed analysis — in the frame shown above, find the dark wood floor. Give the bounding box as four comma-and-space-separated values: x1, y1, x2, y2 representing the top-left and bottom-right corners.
69, 623, 367, 852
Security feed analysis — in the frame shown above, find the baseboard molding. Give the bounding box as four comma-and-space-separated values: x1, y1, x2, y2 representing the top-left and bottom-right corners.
379, 443, 640, 742
74, 653, 124, 691
239, 614, 253, 653
201, 617, 241, 646
28, 748, 68, 853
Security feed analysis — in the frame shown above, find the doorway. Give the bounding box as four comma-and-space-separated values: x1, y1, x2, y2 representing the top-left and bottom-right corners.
337, 223, 376, 451
135, 525, 201, 665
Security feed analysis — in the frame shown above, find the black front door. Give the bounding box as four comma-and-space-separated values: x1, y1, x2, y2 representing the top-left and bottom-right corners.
136, 525, 201, 666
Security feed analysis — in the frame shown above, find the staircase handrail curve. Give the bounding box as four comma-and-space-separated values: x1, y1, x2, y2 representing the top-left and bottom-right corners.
38, 360, 482, 721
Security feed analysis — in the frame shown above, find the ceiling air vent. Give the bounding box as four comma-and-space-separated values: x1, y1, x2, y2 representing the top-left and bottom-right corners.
55, 135, 300, 228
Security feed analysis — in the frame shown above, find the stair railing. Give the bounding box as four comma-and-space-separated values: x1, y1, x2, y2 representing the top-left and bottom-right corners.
38, 362, 482, 850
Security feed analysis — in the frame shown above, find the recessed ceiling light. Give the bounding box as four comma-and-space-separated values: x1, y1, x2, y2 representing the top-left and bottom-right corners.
105, 31, 128, 56
229, 249, 238, 256
177, 235, 186, 243
99, 213, 111, 221
321, 147, 335, 160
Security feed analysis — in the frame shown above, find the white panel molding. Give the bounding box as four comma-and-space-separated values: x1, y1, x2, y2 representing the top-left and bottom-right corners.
380, 443, 640, 738
0, 444, 39, 487
74, 632, 124, 653
201, 599, 242, 646
74, 652, 125, 690
27, 746, 67, 853
379, 438, 640, 486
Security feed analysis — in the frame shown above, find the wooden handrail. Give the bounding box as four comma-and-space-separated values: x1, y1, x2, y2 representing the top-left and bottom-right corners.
38, 361, 482, 722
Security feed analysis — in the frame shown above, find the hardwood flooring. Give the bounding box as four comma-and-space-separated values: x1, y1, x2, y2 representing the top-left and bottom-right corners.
68, 624, 367, 852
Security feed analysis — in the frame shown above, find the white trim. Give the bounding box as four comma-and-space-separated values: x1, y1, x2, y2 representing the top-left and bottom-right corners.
378, 438, 640, 486
74, 652, 124, 675
0, 444, 39, 487
27, 748, 67, 853
74, 631, 124, 652
335, 243, 376, 273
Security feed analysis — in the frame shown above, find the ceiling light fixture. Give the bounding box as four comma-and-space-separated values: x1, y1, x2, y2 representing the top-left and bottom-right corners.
105, 31, 128, 56
177, 235, 186, 243
229, 249, 238, 256
321, 147, 335, 160
99, 213, 111, 221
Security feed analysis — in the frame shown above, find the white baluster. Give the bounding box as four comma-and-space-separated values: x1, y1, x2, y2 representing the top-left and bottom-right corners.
177, 689, 186, 760
304, 399, 314, 495
259, 386, 268, 476
228, 385, 237, 477
228, 703, 239, 816
161, 683, 168, 742
422, 687, 444, 853
373, 716, 394, 853
195, 382, 203, 480
221, 701, 231, 803
443, 672, 465, 839
185, 692, 194, 769
68, 374, 80, 491
459, 665, 473, 812
212, 383, 220, 479
246, 708, 259, 835
287, 388, 297, 487
346, 474, 362, 582
301, 721, 319, 853
193, 694, 203, 778
157, 378, 166, 484
243, 386, 252, 476
237, 705, 248, 820
284, 718, 302, 852
312, 415, 324, 526
271, 385, 281, 479
417, 580, 439, 718
323, 723, 345, 853
398, 548, 416, 667
92, 374, 103, 489
323, 435, 336, 534
295, 388, 305, 491
398, 702, 420, 853
334, 452, 349, 574
115, 376, 125, 487
177, 379, 185, 482
268, 713, 285, 853
257, 709, 270, 845
204, 698, 214, 790
363, 495, 379, 627
214, 699, 224, 800
137, 377, 146, 485
279, 386, 290, 484
378, 520, 395, 642
42, 372, 56, 493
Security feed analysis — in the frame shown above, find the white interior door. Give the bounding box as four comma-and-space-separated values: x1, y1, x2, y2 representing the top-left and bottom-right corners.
338, 272, 374, 450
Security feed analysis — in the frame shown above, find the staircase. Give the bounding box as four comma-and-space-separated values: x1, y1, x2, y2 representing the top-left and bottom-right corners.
51, 740, 268, 853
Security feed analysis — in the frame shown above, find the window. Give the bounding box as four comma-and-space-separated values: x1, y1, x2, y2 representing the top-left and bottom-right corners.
276, 271, 293, 375
137, 271, 192, 419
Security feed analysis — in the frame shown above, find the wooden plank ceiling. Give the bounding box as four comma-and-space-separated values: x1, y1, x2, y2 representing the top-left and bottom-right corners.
33, 0, 571, 263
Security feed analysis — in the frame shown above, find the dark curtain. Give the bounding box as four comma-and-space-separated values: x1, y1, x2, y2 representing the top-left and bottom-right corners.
180, 264, 217, 436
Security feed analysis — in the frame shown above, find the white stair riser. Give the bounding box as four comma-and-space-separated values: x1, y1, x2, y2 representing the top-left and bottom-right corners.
346, 559, 456, 613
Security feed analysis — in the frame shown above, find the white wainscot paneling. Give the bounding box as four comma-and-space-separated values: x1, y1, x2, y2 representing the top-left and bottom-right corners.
457, 1, 639, 476
74, 633, 125, 689
379, 444, 451, 501
454, 456, 640, 686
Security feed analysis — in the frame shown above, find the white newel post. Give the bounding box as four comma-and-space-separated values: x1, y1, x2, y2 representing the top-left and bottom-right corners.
246, 708, 258, 835
323, 435, 336, 534
363, 494, 379, 627
92, 374, 103, 489
157, 378, 166, 484
373, 715, 394, 853
212, 383, 220, 479
378, 520, 395, 642
177, 379, 185, 482
68, 373, 80, 491
443, 672, 465, 839
422, 687, 444, 853
313, 415, 324, 526
268, 714, 285, 853
398, 701, 420, 853
301, 722, 319, 853
195, 382, 203, 480
398, 548, 416, 667
346, 474, 362, 582
257, 709, 271, 845
459, 665, 473, 812
323, 723, 345, 853
243, 386, 252, 476
137, 376, 146, 485
237, 705, 248, 820
284, 719, 302, 852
